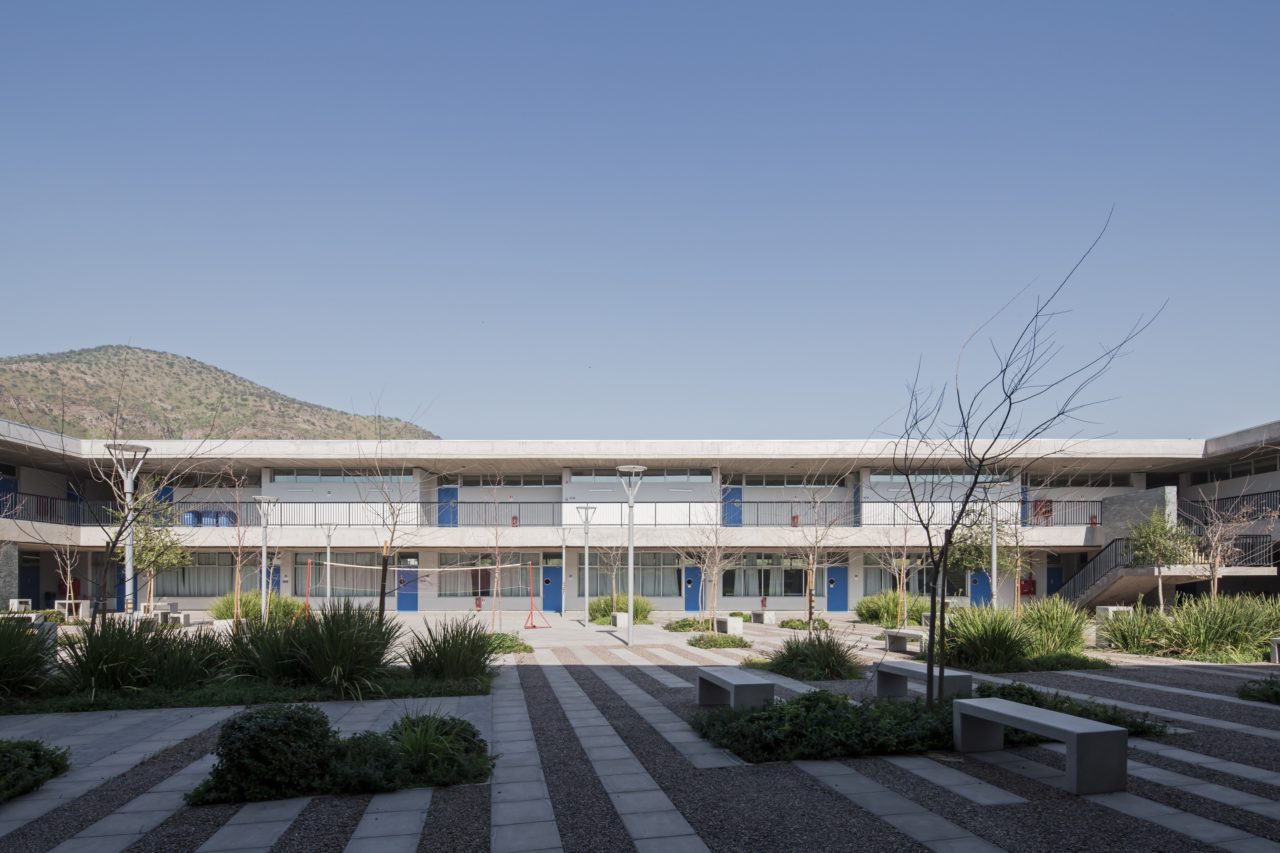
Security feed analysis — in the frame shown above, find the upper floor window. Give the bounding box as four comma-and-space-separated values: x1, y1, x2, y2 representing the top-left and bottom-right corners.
869, 469, 1009, 485
455, 474, 561, 487
570, 468, 712, 483
271, 468, 413, 484
724, 473, 847, 488
1025, 473, 1132, 488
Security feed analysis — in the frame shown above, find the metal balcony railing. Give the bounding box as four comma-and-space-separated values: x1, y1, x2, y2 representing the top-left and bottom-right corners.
1057, 533, 1273, 602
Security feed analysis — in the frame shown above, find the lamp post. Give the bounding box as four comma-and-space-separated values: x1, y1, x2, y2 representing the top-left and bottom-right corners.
616, 466, 646, 646
990, 501, 999, 609
104, 443, 150, 613
577, 504, 596, 627
253, 496, 279, 621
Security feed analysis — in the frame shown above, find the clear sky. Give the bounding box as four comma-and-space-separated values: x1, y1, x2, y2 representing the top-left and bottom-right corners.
2, 3, 1277, 440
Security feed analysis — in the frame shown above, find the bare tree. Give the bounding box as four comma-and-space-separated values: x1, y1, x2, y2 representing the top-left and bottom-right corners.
889, 218, 1158, 705
783, 470, 858, 628
673, 522, 745, 623
1182, 485, 1280, 598
868, 527, 919, 628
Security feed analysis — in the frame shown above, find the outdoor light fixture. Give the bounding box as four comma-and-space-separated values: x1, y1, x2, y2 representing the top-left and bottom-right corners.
253, 495, 279, 621
616, 465, 647, 646
577, 504, 596, 628
105, 443, 151, 613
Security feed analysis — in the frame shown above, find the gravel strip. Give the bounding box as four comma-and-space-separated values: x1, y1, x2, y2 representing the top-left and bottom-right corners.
270, 794, 370, 853
517, 661, 634, 853
1132, 731, 1280, 775
849, 753, 1217, 853
1086, 664, 1268, 697
418, 783, 489, 853
1009, 671, 1280, 732
1023, 745, 1280, 844
559, 650, 924, 852
1118, 746, 1280, 808
125, 803, 239, 853
0, 723, 222, 853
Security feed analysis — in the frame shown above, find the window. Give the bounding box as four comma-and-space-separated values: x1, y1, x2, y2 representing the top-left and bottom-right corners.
458, 474, 562, 487
292, 551, 408, 597
271, 469, 414, 484
439, 552, 542, 598
1024, 473, 1132, 488
570, 469, 712, 484
721, 554, 826, 598
578, 551, 682, 597
154, 552, 255, 597
1188, 455, 1280, 485
723, 473, 849, 488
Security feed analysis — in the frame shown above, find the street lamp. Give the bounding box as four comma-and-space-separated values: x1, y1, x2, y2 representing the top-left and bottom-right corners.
105, 443, 150, 613
253, 496, 279, 621
577, 504, 596, 628
616, 466, 646, 646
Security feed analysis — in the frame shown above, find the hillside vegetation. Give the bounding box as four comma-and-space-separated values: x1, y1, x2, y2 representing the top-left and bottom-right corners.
0, 346, 437, 440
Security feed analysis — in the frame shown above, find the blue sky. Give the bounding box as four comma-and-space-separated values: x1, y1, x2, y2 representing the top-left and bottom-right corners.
2, 3, 1277, 440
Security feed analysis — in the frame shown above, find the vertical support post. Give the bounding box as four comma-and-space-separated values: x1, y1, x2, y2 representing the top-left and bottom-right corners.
990, 506, 999, 609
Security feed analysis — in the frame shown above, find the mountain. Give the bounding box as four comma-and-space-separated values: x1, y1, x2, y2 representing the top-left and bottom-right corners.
0, 346, 438, 440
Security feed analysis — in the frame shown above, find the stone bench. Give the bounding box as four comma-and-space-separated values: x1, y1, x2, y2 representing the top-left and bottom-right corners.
696, 666, 775, 710
883, 628, 926, 653
876, 660, 972, 699
714, 616, 743, 636
953, 697, 1128, 795
1271, 637, 1280, 665
7, 598, 32, 612
751, 611, 776, 625
161, 611, 193, 627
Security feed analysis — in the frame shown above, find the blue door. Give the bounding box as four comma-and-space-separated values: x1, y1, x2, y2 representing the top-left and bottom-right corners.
542, 566, 563, 614
721, 486, 742, 527
270, 564, 281, 594
115, 565, 126, 611
683, 566, 702, 612
437, 487, 458, 527
826, 565, 849, 612
397, 566, 419, 611
1046, 565, 1063, 596
970, 571, 992, 606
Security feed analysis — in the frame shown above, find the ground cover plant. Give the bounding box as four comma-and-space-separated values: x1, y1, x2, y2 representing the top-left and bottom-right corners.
693, 683, 1166, 763
0, 739, 70, 804
664, 617, 713, 632
187, 705, 494, 805
1099, 595, 1280, 662
729, 611, 752, 620
779, 618, 831, 630
748, 631, 864, 681
688, 633, 752, 649
855, 589, 929, 627
403, 617, 495, 682
1238, 676, 1280, 704
487, 632, 533, 654
209, 591, 305, 623
0, 618, 55, 697
588, 595, 653, 625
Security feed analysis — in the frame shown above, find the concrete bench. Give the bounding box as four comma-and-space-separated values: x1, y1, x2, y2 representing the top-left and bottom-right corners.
54, 599, 91, 620
876, 660, 972, 699
714, 616, 744, 636
953, 697, 1128, 795
1271, 637, 1280, 664
161, 611, 192, 627
1095, 606, 1132, 621
883, 628, 926, 653
696, 666, 775, 710
7, 598, 32, 612
751, 611, 776, 625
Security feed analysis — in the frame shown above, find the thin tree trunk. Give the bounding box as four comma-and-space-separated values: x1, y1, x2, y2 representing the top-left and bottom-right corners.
378, 549, 389, 622
923, 560, 941, 708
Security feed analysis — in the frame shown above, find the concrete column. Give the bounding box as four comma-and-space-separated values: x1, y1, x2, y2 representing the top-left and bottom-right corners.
0, 542, 18, 604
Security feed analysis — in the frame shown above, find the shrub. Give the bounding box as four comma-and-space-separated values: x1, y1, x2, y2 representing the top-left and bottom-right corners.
487, 632, 533, 654
150, 628, 228, 690
225, 618, 306, 684
403, 618, 495, 681
759, 632, 864, 681
1021, 652, 1112, 672
975, 682, 1167, 737
688, 633, 751, 649
1098, 601, 1165, 655
856, 590, 928, 627
780, 618, 830, 630
0, 619, 55, 696
1239, 676, 1280, 704
943, 607, 1028, 673
1160, 594, 1279, 662
188, 704, 336, 804
388, 713, 494, 786
290, 601, 402, 699
59, 619, 223, 692
209, 591, 305, 623
1020, 597, 1087, 658
329, 731, 408, 793
664, 617, 713, 632
0, 739, 70, 804
729, 611, 752, 620
693, 691, 952, 762
588, 595, 653, 624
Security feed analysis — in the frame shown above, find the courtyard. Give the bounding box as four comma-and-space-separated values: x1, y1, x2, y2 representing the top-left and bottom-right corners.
1, 614, 1278, 853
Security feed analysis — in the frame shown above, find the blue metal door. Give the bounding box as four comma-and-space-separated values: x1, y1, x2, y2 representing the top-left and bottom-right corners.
970, 571, 992, 606
721, 487, 742, 527
542, 566, 563, 614
826, 565, 849, 612
397, 566, 419, 611
270, 564, 281, 594
1046, 565, 1063, 596
437, 487, 458, 527
683, 566, 702, 612
115, 565, 126, 611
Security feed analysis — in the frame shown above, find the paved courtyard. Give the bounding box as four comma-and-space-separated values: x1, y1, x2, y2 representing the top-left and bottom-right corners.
1, 617, 1278, 852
